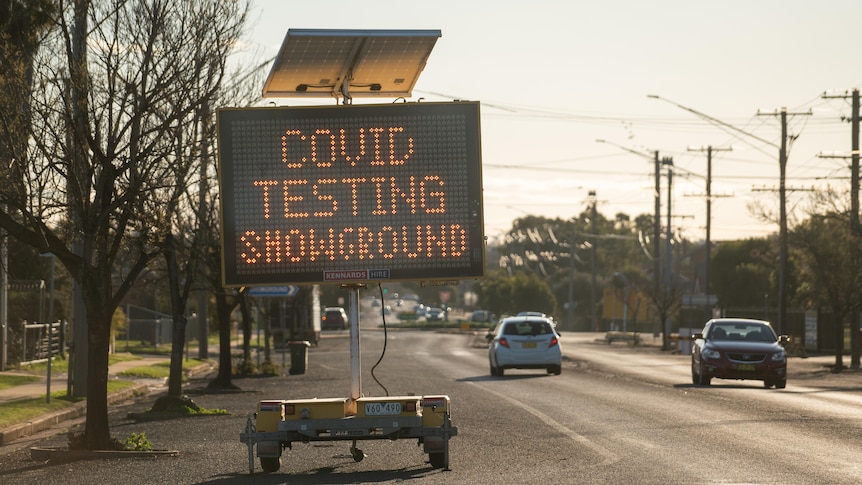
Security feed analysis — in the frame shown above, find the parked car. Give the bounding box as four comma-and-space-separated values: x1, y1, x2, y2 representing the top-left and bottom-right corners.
691, 318, 788, 388
425, 307, 444, 321
413, 303, 427, 317
486, 316, 561, 376
321, 307, 348, 330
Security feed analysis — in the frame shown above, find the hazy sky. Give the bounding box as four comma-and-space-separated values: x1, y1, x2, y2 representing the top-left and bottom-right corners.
241, 0, 862, 243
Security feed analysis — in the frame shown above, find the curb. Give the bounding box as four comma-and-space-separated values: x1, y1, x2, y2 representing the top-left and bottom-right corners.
0, 382, 151, 446
30, 446, 179, 461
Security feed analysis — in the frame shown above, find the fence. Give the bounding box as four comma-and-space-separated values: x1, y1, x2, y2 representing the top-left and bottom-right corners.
20, 320, 65, 366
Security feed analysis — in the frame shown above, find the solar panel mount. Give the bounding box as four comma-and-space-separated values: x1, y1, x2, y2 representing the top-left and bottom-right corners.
262, 28, 441, 103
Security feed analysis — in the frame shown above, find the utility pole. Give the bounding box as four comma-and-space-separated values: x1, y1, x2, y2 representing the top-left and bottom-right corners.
568, 222, 575, 330
70, 0, 89, 398
589, 190, 598, 332
0, 223, 5, 371
654, 151, 661, 309
647, 96, 811, 335
821, 89, 860, 369
688, 145, 732, 307
758, 107, 812, 335
594, 140, 662, 301
663, 157, 673, 346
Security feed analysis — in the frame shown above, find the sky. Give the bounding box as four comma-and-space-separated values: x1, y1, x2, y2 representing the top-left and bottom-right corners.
240, 0, 862, 244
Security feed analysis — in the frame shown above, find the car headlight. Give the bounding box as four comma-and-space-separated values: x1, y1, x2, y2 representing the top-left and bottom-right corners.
703, 349, 721, 360
771, 349, 786, 362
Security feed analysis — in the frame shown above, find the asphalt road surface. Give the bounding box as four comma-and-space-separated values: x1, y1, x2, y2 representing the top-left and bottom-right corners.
2, 325, 862, 484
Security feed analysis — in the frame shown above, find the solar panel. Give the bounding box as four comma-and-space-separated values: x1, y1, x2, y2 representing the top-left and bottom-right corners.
262, 29, 441, 100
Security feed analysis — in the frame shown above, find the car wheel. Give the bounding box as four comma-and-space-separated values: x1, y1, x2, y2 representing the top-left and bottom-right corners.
260, 457, 281, 473
691, 361, 699, 385
697, 362, 711, 386
548, 365, 561, 375
429, 452, 446, 468
775, 378, 787, 389
489, 362, 497, 376
763, 379, 774, 388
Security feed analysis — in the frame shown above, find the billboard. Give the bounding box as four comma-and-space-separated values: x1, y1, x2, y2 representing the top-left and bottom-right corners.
217, 102, 484, 286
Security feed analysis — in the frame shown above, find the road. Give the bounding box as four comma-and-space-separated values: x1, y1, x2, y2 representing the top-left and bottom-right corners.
2, 322, 862, 484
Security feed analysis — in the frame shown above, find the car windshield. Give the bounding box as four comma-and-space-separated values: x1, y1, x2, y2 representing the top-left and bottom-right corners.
709, 323, 776, 342
502, 320, 554, 336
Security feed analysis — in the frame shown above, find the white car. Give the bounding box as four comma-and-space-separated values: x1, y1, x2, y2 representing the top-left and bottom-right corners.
487, 316, 562, 376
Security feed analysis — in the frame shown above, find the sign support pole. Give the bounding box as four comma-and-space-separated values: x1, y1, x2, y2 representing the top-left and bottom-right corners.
347, 284, 364, 412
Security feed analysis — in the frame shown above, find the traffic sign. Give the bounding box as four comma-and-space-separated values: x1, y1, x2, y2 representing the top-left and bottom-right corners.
248, 286, 299, 297
216, 102, 485, 286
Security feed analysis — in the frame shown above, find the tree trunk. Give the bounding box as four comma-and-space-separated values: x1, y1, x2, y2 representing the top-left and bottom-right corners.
240, 295, 252, 362
835, 317, 845, 372
82, 294, 117, 449
208, 290, 237, 389
164, 236, 188, 396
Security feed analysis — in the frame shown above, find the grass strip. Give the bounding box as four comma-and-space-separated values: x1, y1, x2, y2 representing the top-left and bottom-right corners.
20, 353, 142, 375
117, 359, 208, 380
0, 380, 136, 429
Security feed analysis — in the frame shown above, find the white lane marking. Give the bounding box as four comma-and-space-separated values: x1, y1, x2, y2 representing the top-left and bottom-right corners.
467, 381, 619, 467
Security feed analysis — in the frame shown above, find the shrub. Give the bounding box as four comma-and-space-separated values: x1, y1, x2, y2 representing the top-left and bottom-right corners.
124, 432, 153, 451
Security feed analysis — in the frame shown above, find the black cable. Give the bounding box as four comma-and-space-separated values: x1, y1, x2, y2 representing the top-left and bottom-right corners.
369, 283, 389, 396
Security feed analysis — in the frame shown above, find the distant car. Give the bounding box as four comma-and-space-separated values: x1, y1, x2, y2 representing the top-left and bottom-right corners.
413, 303, 427, 317
516, 311, 547, 318
516, 311, 556, 327
321, 307, 348, 330
470, 310, 496, 324
425, 307, 444, 321
691, 318, 788, 388
486, 316, 561, 376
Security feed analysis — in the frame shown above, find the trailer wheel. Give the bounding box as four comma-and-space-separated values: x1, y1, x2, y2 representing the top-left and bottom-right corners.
429, 452, 445, 468
260, 457, 281, 473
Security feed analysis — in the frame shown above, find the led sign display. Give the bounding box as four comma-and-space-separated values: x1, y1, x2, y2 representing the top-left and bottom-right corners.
217, 102, 484, 286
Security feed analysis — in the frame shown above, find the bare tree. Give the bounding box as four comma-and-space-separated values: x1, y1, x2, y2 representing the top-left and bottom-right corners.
0, 0, 248, 450
155, 2, 252, 402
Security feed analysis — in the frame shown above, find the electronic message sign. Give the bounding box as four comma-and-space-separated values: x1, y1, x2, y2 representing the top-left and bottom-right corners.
217, 102, 484, 286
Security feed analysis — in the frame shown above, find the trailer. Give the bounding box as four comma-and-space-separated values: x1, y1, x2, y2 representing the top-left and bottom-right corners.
225, 30, 480, 475
238, 278, 460, 474
240, 394, 457, 473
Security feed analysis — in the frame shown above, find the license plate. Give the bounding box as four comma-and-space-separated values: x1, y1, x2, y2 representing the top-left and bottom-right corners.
737, 364, 755, 371
364, 402, 402, 415
522, 342, 536, 349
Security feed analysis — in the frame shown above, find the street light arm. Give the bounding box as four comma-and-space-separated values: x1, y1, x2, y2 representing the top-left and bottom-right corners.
647, 94, 779, 149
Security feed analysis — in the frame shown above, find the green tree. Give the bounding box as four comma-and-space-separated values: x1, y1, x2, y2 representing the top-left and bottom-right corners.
791, 213, 860, 370
479, 270, 556, 317
711, 238, 775, 308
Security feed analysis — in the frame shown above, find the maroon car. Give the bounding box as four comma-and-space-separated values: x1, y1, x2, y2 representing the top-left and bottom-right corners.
691, 318, 788, 388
